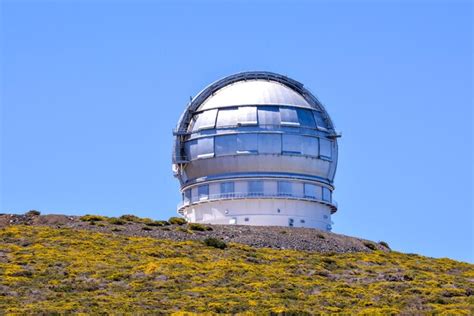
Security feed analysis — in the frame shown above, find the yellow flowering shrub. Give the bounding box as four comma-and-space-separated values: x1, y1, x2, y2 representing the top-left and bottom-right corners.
0, 225, 472, 314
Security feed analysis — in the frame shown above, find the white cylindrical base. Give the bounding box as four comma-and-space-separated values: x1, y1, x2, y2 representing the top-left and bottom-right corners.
181, 198, 332, 231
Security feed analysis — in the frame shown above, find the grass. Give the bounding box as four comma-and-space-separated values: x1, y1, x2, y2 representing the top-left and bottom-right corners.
0, 225, 473, 314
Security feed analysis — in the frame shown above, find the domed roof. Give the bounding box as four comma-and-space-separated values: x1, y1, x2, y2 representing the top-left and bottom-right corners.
197, 79, 312, 111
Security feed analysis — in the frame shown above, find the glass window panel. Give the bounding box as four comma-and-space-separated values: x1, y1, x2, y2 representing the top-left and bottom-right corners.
322, 187, 331, 202
319, 138, 332, 159
304, 183, 316, 199
238, 107, 257, 125
220, 182, 234, 198
313, 111, 328, 130
280, 107, 300, 126
258, 134, 281, 154
184, 189, 192, 203
185, 139, 199, 160
237, 133, 258, 154
258, 106, 281, 127
282, 134, 301, 154
197, 137, 214, 158
216, 108, 238, 128
191, 109, 217, 131
297, 108, 316, 127
278, 181, 292, 196
198, 185, 209, 200
215, 134, 237, 156
248, 180, 264, 196
301, 136, 319, 157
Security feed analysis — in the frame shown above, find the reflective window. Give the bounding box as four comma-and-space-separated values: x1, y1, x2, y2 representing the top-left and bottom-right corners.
322, 187, 331, 202
197, 137, 214, 159
304, 183, 317, 199
237, 133, 258, 154
184, 189, 191, 203
248, 180, 264, 196
280, 107, 300, 126
278, 181, 292, 196
191, 109, 218, 131
258, 106, 281, 127
313, 111, 328, 130
185, 139, 199, 160
319, 138, 332, 159
301, 136, 319, 157
238, 107, 258, 126
258, 134, 281, 154
198, 185, 209, 200
220, 182, 234, 198
216, 107, 238, 128
282, 134, 301, 154
297, 108, 316, 127
215, 134, 237, 156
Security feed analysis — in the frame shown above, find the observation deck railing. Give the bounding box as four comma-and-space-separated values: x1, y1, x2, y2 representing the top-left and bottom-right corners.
177, 192, 337, 215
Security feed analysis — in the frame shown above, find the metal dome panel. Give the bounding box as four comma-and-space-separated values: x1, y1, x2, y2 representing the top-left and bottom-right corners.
197, 80, 312, 111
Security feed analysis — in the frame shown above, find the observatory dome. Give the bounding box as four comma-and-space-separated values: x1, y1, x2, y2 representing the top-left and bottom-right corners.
172, 71, 339, 230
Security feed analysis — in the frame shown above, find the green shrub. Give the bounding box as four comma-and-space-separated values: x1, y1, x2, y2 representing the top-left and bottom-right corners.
107, 218, 126, 225
204, 237, 227, 249
119, 214, 143, 223
25, 210, 40, 216
175, 227, 191, 233
378, 241, 391, 250
145, 220, 170, 227
188, 223, 213, 232
168, 217, 187, 225
80, 215, 107, 222
364, 242, 377, 251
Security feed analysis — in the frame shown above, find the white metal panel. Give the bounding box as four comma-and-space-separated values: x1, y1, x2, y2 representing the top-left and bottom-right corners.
197, 80, 312, 111
216, 107, 238, 128
191, 109, 217, 131
258, 106, 281, 127
238, 107, 258, 125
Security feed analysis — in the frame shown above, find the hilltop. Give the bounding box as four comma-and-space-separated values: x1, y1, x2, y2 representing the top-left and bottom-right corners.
0, 213, 473, 314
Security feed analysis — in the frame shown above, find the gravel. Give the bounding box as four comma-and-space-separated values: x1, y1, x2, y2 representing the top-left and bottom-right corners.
0, 214, 389, 253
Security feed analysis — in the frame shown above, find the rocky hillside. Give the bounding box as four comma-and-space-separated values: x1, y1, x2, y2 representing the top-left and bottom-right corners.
0, 213, 473, 314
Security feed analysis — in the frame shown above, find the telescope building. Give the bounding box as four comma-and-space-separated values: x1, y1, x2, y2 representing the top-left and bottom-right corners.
172, 71, 339, 230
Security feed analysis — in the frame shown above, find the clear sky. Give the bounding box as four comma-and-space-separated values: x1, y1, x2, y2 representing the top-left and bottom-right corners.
1, 1, 472, 262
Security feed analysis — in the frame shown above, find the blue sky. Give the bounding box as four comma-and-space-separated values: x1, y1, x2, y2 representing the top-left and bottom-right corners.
1, 1, 472, 262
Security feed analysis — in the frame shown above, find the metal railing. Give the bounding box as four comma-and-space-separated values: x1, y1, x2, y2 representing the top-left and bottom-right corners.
177, 192, 337, 214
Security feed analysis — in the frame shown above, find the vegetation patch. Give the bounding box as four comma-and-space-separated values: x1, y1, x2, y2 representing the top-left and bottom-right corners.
204, 237, 227, 249
0, 225, 472, 314
107, 218, 126, 225
188, 223, 213, 232
25, 210, 41, 216
80, 215, 107, 222
168, 217, 187, 225
145, 220, 170, 227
